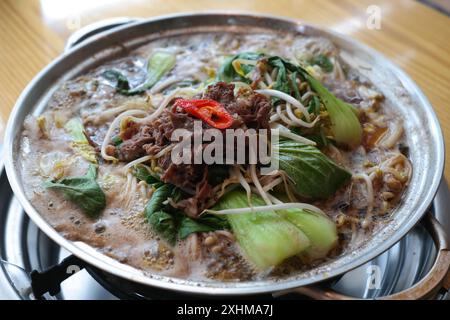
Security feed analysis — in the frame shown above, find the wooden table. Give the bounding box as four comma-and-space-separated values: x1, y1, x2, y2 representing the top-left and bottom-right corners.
1, 0, 449, 179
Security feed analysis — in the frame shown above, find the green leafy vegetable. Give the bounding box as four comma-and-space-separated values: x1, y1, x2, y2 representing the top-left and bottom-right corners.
132, 164, 160, 185
43, 165, 106, 218
178, 215, 229, 239
148, 211, 178, 245
302, 128, 331, 148
309, 54, 334, 73
145, 184, 172, 216
305, 74, 362, 147
275, 138, 351, 199
278, 208, 338, 260
103, 51, 176, 95
289, 71, 301, 101
217, 52, 262, 82
213, 190, 310, 270
207, 165, 230, 186
253, 55, 362, 147
268, 56, 290, 96
144, 184, 176, 244
144, 183, 228, 245
133, 51, 176, 92
102, 70, 131, 94
64, 118, 97, 163
307, 95, 321, 115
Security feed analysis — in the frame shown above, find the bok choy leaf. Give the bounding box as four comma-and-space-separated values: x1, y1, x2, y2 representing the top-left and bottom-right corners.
277, 208, 338, 260
133, 51, 176, 92
309, 54, 334, 73
217, 52, 262, 83
132, 164, 161, 185
178, 215, 229, 240
213, 190, 310, 270
261, 55, 362, 147
305, 73, 362, 148
145, 184, 173, 217
103, 51, 176, 95
275, 138, 351, 199
43, 164, 106, 218
144, 183, 228, 245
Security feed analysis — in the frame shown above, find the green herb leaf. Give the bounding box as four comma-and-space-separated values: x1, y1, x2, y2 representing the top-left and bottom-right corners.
275, 138, 351, 199
43, 165, 106, 218
289, 71, 301, 101
268, 57, 290, 95
266, 56, 305, 104
310, 54, 334, 73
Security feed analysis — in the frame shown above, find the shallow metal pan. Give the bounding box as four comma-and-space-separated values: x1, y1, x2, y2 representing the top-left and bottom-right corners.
3, 12, 446, 296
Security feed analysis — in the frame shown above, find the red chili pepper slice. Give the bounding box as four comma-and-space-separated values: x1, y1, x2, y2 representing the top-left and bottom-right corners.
173, 99, 234, 129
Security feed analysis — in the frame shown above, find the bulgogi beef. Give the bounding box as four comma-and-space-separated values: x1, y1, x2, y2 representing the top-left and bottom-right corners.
113, 82, 271, 217
203, 82, 271, 129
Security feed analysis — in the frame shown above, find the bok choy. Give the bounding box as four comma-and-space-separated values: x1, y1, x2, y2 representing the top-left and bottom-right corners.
277, 209, 338, 260
144, 182, 229, 245
275, 138, 351, 199
43, 164, 106, 218
103, 51, 176, 95
213, 190, 310, 270
217, 52, 262, 83
270, 56, 362, 147
309, 54, 334, 73
304, 73, 362, 148
218, 54, 362, 147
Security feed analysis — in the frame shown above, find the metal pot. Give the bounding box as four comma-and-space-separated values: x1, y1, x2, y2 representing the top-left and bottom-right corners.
4, 13, 449, 299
